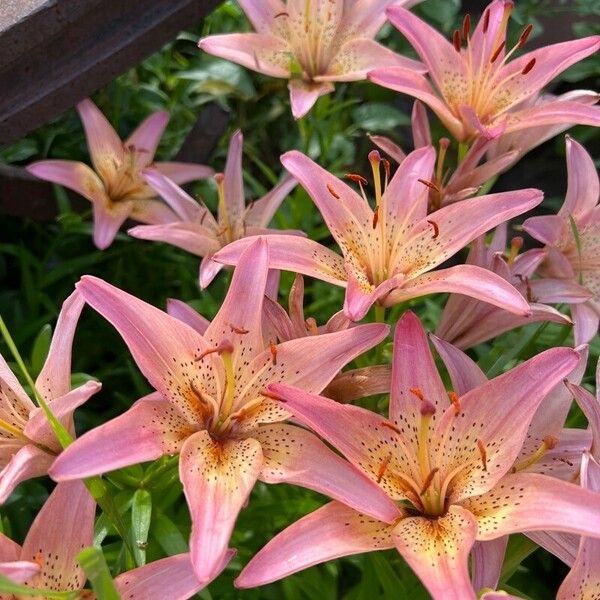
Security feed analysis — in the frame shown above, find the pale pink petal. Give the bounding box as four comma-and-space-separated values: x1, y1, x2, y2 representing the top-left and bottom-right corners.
128, 222, 220, 256
344, 272, 402, 321
198, 33, 291, 78
125, 111, 169, 166
402, 188, 543, 277
76, 99, 124, 178
222, 130, 246, 229
384, 265, 531, 316
382, 145, 435, 227
263, 296, 296, 342
0, 445, 53, 504
429, 334, 486, 395
557, 454, 600, 600
0, 561, 40, 584
180, 431, 262, 581
464, 472, 600, 540
114, 552, 232, 600
75, 276, 216, 423
530, 280, 592, 304
36, 290, 85, 400
235, 501, 394, 588
389, 311, 447, 421
561, 135, 599, 219
437, 347, 579, 503
166, 299, 210, 335
288, 80, 334, 119
256, 423, 400, 522
323, 365, 391, 403
209, 235, 347, 288
498, 36, 600, 113
92, 201, 131, 249
469, 0, 512, 66
50, 398, 190, 481
26, 380, 101, 446
266, 383, 416, 501
204, 238, 269, 367
26, 160, 106, 204
130, 199, 178, 225
0, 534, 20, 561
238, 0, 285, 32
392, 506, 477, 600
471, 537, 508, 592
572, 302, 600, 346
527, 531, 577, 568
368, 68, 465, 140
343, 0, 398, 38
152, 161, 214, 184
411, 100, 431, 148
21, 481, 95, 591
505, 101, 600, 135
319, 38, 424, 82
522, 214, 567, 246
566, 381, 600, 460
368, 134, 406, 163
244, 175, 297, 228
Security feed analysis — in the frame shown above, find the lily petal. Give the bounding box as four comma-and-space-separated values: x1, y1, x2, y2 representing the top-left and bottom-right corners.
180, 430, 262, 581
0, 445, 53, 504
125, 111, 169, 166
562, 135, 600, 219
167, 299, 210, 335
471, 537, 508, 592
128, 222, 220, 256
244, 176, 297, 228
0, 561, 40, 584
152, 161, 214, 185
92, 201, 131, 250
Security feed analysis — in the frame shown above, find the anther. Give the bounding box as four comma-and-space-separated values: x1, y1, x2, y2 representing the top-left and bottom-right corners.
463, 14, 471, 40
418, 178, 441, 193
490, 41, 506, 64
477, 439, 488, 471
195, 340, 234, 361
382, 158, 391, 184
274, 11, 289, 18
305, 317, 318, 335
507, 236, 523, 263
517, 24, 533, 48
376, 453, 392, 483
229, 323, 249, 335
521, 58, 536, 75
482, 8, 490, 33
427, 220, 440, 239
327, 183, 340, 199
270, 340, 278, 365
409, 387, 425, 402
420, 467, 439, 495
453, 30, 461, 52
372, 206, 379, 229
381, 420, 402, 435
516, 274, 534, 303
345, 173, 368, 185
448, 391, 461, 415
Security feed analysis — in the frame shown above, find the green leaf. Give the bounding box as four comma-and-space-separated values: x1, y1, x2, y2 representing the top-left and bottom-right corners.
179, 61, 256, 99
500, 534, 540, 582
131, 489, 152, 566
30, 324, 52, 377
0, 575, 75, 598
352, 103, 410, 132
78, 547, 121, 600
152, 512, 189, 555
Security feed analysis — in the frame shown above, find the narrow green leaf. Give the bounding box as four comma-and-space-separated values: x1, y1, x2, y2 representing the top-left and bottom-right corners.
0, 574, 76, 598
77, 547, 121, 600
500, 534, 540, 582
131, 489, 152, 566
568, 213, 584, 285
152, 512, 188, 556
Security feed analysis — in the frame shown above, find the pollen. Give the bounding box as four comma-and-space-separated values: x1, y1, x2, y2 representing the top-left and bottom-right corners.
477, 439, 488, 471
372, 207, 379, 229
327, 183, 340, 199
448, 391, 461, 415
427, 220, 440, 239
270, 340, 278, 365
345, 173, 368, 185
376, 453, 392, 483
228, 323, 249, 334
521, 58, 536, 75
409, 387, 425, 402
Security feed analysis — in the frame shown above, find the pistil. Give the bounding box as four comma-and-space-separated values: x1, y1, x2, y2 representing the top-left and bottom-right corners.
512, 435, 559, 472
214, 173, 231, 240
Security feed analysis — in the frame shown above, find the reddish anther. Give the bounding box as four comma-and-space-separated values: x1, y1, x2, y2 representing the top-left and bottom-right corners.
517, 24, 533, 48
477, 439, 488, 471
381, 421, 402, 435
229, 323, 249, 335
409, 387, 425, 402
372, 207, 379, 229
490, 41, 506, 64
418, 178, 440, 193
376, 453, 392, 483
419, 467, 439, 495
522, 58, 536, 75
482, 8, 490, 33
326, 183, 340, 199
382, 158, 391, 182
448, 391, 461, 415
453, 30, 461, 52
270, 340, 278, 365
427, 219, 440, 239
345, 173, 368, 185
463, 14, 471, 39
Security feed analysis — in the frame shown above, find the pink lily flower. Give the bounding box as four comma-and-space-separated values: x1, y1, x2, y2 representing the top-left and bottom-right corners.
49, 239, 397, 583
210, 147, 540, 321
0, 291, 100, 503
235, 312, 600, 600
198, 0, 425, 119
0, 481, 228, 599
27, 99, 213, 249
523, 136, 600, 345
129, 130, 298, 287
435, 225, 590, 349
370, 101, 520, 210
368, 1, 600, 141
557, 453, 600, 599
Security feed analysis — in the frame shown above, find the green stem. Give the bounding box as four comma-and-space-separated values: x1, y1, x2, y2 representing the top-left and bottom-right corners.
457, 141, 469, 163
374, 304, 386, 323
477, 175, 498, 196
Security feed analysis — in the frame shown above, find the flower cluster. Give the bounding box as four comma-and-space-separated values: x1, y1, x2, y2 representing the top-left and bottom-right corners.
4, 0, 599, 598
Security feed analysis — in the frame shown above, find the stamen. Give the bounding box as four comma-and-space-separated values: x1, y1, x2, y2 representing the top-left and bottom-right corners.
482, 8, 490, 33
376, 453, 392, 483
418, 178, 441, 193
453, 30, 461, 52
521, 57, 536, 75
345, 173, 368, 185
228, 323, 249, 335
436, 138, 450, 185
381, 420, 402, 435
420, 467, 439, 495
369, 150, 383, 212
195, 340, 234, 361
409, 387, 425, 402
512, 435, 559, 472
372, 206, 379, 229
463, 14, 471, 40
305, 317, 319, 335
382, 159, 391, 189
477, 439, 488, 471
516, 274, 535, 303
200, 210, 208, 226
507, 236, 523, 264
270, 340, 278, 365
0, 417, 26, 439
274, 11, 289, 18
261, 388, 286, 401
427, 220, 440, 239
490, 41, 506, 63
517, 24, 533, 48
448, 391, 461, 416
326, 183, 340, 199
